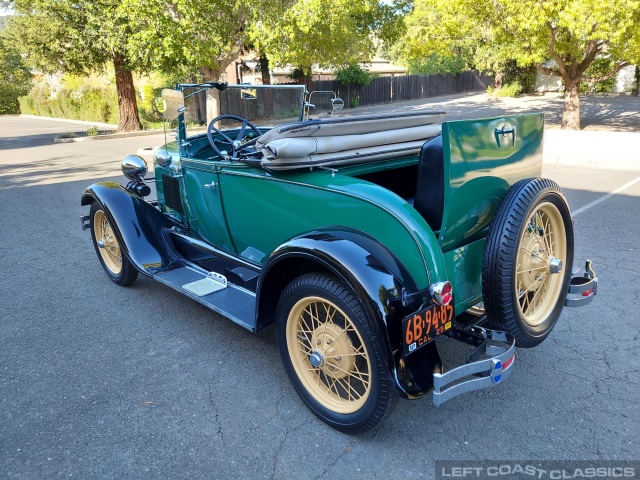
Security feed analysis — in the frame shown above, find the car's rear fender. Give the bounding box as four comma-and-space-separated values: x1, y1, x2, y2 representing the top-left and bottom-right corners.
256, 227, 442, 398
81, 182, 181, 275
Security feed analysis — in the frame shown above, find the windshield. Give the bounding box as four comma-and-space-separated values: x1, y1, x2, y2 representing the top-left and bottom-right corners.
181, 84, 306, 133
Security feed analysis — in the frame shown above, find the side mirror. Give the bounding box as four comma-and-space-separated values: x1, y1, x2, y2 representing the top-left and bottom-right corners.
331, 98, 344, 112
160, 88, 186, 121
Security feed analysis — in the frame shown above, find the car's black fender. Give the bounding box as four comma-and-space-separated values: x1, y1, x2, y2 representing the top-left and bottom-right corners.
256, 227, 442, 398
81, 182, 181, 275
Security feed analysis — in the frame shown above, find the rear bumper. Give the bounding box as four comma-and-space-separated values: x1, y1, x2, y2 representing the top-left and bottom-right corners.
433, 328, 515, 406
565, 260, 598, 307
432, 259, 597, 405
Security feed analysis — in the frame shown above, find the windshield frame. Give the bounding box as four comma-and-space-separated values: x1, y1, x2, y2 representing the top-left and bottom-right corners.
171, 83, 307, 156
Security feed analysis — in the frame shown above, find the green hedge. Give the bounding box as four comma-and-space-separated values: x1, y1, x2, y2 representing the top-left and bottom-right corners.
18, 84, 120, 124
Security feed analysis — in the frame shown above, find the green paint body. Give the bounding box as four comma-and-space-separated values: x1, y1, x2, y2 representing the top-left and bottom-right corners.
154, 113, 544, 314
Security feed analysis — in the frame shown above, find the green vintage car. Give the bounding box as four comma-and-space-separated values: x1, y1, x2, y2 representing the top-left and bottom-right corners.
81, 82, 597, 433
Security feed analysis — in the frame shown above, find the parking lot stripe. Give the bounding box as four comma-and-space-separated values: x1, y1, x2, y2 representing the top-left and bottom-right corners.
572, 176, 640, 217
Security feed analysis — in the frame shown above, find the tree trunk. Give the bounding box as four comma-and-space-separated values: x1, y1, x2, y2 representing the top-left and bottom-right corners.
259, 55, 271, 85
494, 71, 504, 90
296, 67, 312, 92
561, 80, 581, 130
113, 53, 143, 132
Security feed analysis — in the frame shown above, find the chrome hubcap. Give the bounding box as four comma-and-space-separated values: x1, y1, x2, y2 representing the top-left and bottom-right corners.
309, 351, 324, 368
549, 257, 563, 274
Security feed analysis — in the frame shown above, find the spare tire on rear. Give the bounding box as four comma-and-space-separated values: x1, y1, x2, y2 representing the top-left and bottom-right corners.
482, 178, 574, 348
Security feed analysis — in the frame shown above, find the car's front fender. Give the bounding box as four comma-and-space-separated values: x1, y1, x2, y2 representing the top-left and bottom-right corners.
81, 182, 181, 275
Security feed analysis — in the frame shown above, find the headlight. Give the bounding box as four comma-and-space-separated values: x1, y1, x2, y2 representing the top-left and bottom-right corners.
121, 155, 148, 181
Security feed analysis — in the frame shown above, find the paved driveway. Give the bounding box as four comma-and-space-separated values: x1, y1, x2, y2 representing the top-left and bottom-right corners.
0, 114, 638, 479
354, 92, 640, 132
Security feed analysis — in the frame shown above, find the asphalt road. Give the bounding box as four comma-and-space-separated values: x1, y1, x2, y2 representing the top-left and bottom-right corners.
1, 114, 639, 479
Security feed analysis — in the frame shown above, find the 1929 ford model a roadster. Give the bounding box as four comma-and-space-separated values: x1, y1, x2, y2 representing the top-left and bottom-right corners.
81, 82, 597, 433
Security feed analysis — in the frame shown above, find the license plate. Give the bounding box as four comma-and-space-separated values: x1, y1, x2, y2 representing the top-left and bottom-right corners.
402, 303, 454, 356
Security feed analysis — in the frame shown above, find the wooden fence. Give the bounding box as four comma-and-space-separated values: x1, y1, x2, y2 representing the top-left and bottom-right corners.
311, 70, 493, 110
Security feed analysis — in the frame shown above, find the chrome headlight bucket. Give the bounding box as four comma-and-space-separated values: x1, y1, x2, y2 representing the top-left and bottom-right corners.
121, 155, 148, 181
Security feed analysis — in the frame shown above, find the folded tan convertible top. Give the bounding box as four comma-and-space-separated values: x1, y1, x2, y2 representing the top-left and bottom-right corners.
256, 111, 445, 170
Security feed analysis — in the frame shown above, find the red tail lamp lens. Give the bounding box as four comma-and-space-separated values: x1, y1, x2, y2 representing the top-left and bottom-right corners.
430, 281, 453, 306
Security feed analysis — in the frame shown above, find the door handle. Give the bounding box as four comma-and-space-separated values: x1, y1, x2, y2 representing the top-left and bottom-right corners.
204, 182, 216, 189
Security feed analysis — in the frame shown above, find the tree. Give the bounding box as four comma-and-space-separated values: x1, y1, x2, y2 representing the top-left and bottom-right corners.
121, 0, 280, 120
250, 0, 409, 85
394, 0, 640, 129
3, 0, 145, 131
0, 35, 31, 114
389, 0, 476, 75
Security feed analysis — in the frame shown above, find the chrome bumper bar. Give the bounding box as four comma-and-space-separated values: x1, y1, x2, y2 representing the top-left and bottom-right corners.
433, 329, 515, 406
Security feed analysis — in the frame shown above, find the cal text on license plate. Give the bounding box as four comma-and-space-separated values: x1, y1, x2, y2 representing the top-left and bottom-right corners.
402, 303, 454, 356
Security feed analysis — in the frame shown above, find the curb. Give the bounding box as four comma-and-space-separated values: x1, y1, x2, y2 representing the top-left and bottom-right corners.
94, 130, 166, 140
20, 114, 117, 130
54, 136, 95, 143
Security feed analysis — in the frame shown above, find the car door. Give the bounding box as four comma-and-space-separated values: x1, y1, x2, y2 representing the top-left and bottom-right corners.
180, 157, 235, 254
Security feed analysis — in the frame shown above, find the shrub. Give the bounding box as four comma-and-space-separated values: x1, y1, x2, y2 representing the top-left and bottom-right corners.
85, 125, 99, 136
335, 64, 377, 87
349, 96, 360, 108
502, 60, 536, 94
138, 84, 163, 123
491, 82, 522, 97
57, 131, 76, 139
0, 83, 28, 114
20, 79, 119, 124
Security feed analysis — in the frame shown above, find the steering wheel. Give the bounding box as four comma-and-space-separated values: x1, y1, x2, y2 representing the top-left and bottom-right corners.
206, 114, 262, 159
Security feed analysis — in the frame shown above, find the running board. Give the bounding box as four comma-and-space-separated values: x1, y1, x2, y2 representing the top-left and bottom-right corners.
153, 266, 256, 331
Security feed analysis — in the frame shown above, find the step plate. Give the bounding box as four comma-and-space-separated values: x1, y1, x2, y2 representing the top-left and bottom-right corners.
154, 266, 256, 331
183, 272, 227, 296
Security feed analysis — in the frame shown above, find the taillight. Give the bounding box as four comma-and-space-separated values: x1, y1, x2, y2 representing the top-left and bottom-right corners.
430, 281, 453, 306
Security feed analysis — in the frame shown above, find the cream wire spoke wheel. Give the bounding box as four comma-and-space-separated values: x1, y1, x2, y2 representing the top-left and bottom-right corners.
276, 273, 396, 433
515, 202, 567, 327
483, 178, 574, 348
287, 296, 372, 414
89, 202, 138, 287
94, 209, 123, 275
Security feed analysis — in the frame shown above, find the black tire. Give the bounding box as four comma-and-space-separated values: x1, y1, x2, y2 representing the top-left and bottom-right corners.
482, 178, 574, 348
89, 202, 138, 286
276, 273, 397, 433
